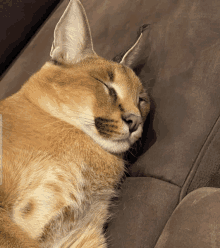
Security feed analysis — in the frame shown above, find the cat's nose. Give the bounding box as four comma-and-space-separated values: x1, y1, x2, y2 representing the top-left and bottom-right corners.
122, 113, 142, 133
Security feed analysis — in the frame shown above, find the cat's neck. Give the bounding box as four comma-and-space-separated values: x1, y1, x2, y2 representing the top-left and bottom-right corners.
4, 89, 92, 151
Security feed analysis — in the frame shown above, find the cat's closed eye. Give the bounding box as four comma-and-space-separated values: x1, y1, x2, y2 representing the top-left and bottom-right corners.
139, 97, 146, 102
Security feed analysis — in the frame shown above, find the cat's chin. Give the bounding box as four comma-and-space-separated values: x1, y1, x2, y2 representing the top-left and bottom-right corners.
86, 131, 141, 154
78, 123, 143, 154
79, 126, 129, 153
100, 135, 143, 154
94, 137, 131, 154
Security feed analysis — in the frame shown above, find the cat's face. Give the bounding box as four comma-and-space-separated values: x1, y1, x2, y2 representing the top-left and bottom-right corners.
25, 0, 150, 154
34, 56, 149, 153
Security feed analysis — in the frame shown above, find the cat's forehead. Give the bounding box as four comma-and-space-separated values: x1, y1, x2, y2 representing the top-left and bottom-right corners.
80, 57, 143, 90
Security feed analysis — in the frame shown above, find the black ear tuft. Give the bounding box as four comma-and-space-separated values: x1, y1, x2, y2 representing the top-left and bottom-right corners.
112, 52, 126, 63
138, 24, 150, 36
112, 24, 150, 72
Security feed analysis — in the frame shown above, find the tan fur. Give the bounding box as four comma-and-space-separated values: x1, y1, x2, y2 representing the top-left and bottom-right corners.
0, 1, 150, 247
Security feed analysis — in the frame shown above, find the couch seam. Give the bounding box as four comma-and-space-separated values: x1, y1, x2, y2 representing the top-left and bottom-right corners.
179, 113, 220, 202
139, 175, 180, 187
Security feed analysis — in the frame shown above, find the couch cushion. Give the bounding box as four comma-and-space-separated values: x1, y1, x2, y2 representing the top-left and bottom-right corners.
106, 177, 180, 248
155, 188, 220, 248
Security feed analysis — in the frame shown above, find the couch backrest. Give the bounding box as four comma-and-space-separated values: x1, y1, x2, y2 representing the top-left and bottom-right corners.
0, 0, 62, 79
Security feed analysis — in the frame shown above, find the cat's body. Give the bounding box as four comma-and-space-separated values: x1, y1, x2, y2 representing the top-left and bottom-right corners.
0, 1, 149, 247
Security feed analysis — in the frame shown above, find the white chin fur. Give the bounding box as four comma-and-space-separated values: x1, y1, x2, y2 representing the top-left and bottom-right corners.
80, 124, 143, 154
92, 135, 131, 154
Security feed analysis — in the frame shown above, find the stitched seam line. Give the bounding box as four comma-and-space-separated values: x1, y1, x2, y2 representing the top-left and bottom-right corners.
179, 113, 220, 202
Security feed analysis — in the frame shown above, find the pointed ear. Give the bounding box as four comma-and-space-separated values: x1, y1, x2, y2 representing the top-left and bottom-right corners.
120, 24, 150, 70
50, 0, 96, 64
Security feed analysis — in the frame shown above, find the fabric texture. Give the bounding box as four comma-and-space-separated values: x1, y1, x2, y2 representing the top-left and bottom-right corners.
106, 177, 180, 248
181, 115, 220, 198
129, 0, 220, 189
155, 188, 220, 248
0, 0, 62, 78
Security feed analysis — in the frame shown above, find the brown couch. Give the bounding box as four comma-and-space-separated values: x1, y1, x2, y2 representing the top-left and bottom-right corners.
1, 0, 220, 247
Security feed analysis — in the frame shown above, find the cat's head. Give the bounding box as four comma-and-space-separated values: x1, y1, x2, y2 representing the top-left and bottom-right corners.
25, 0, 150, 154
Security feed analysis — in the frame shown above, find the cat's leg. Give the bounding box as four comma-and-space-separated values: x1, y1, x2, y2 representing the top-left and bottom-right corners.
0, 208, 39, 248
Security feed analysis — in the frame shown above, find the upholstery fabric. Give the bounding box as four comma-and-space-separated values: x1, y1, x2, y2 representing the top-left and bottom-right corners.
106, 177, 180, 248
0, 0, 62, 78
182, 115, 220, 198
155, 188, 220, 248
130, 0, 220, 189
0, 0, 68, 100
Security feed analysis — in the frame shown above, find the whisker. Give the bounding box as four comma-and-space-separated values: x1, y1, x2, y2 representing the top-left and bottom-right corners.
24, 70, 34, 76
70, 109, 94, 118
128, 150, 137, 158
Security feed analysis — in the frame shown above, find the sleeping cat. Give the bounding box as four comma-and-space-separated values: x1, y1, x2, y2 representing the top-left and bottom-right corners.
0, 0, 150, 247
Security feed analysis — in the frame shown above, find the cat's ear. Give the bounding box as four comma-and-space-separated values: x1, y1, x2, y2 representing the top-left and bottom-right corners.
119, 24, 150, 70
50, 0, 96, 64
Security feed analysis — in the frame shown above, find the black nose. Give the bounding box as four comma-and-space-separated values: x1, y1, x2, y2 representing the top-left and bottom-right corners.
122, 113, 142, 133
